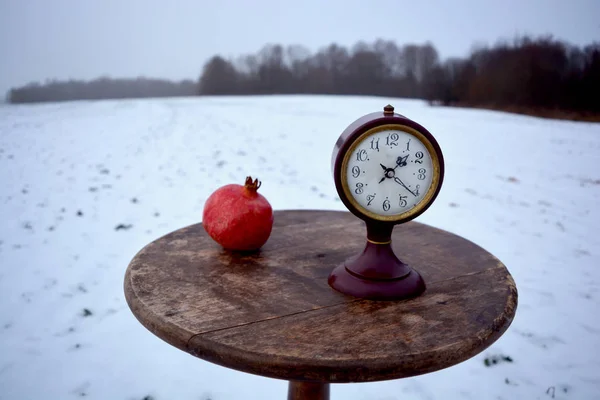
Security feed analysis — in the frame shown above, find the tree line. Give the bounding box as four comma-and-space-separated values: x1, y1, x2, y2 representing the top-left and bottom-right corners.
424, 36, 599, 115
199, 36, 599, 116
7, 77, 196, 104
6, 35, 600, 118
199, 41, 439, 98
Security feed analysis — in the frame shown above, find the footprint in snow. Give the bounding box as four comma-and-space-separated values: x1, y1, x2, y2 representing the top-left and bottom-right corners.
43, 279, 57, 290
546, 385, 572, 398
20, 289, 36, 301
115, 224, 133, 231
515, 330, 565, 349
70, 382, 90, 397
54, 327, 76, 337
574, 248, 590, 257
68, 343, 83, 351
483, 354, 513, 367
504, 378, 518, 386
580, 178, 600, 187
579, 292, 592, 300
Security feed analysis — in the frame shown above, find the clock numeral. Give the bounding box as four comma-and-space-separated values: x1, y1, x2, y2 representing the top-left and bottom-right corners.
399, 195, 408, 207
382, 198, 391, 211
415, 151, 424, 164
366, 193, 376, 205
355, 182, 364, 194
351, 166, 361, 178
370, 138, 380, 152
386, 133, 399, 147
415, 184, 421, 196
417, 168, 426, 180
406, 139, 411, 151
356, 149, 368, 162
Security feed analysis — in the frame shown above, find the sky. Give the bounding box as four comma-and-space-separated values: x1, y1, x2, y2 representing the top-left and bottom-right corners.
1, 0, 599, 97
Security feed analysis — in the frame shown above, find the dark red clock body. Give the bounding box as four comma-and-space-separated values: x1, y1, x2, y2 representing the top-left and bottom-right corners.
329, 105, 445, 300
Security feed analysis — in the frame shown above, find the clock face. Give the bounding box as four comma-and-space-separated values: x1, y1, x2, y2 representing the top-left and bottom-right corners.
342, 125, 439, 221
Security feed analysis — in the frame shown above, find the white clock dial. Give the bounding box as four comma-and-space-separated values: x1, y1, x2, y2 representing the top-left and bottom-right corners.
345, 129, 434, 216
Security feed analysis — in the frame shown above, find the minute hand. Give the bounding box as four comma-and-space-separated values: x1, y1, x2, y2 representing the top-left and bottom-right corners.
394, 177, 417, 197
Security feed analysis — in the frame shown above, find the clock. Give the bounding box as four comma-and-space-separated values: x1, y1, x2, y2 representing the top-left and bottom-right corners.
329, 104, 444, 300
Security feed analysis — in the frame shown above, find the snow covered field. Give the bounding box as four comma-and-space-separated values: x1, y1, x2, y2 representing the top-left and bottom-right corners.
0, 95, 599, 400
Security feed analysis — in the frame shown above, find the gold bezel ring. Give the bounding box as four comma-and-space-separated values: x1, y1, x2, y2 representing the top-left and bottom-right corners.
340, 124, 442, 223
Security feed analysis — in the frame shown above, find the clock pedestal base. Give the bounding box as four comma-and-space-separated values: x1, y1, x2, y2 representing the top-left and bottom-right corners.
328, 240, 426, 301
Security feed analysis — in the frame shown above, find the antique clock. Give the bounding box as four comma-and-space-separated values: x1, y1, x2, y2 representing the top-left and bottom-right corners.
329, 104, 444, 300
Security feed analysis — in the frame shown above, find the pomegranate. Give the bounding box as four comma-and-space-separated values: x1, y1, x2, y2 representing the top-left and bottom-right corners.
202, 176, 273, 251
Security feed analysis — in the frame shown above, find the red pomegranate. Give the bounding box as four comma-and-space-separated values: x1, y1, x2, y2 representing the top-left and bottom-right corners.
202, 176, 274, 251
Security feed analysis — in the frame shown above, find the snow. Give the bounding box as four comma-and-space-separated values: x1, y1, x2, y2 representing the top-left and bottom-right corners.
0, 95, 599, 400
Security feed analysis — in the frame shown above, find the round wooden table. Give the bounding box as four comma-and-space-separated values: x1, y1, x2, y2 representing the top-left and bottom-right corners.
124, 210, 517, 400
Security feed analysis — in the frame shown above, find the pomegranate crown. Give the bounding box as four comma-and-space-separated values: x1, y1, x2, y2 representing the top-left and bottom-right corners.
244, 176, 262, 191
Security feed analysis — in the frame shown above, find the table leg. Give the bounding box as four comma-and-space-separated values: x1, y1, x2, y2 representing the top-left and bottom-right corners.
287, 381, 330, 400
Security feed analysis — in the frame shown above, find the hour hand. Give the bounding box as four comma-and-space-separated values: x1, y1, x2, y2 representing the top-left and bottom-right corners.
394, 177, 417, 196
379, 163, 389, 183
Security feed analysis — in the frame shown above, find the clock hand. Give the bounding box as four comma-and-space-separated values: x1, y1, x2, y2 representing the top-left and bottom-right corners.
394, 155, 409, 170
394, 177, 417, 196
379, 163, 391, 183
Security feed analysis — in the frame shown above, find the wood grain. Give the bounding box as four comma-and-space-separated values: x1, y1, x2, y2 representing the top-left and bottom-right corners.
124, 210, 517, 383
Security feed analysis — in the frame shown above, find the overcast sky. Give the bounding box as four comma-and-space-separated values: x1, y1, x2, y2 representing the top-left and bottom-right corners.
1, 0, 599, 96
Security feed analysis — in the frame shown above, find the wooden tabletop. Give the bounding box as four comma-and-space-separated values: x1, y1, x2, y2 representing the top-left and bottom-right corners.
124, 210, 517, 383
